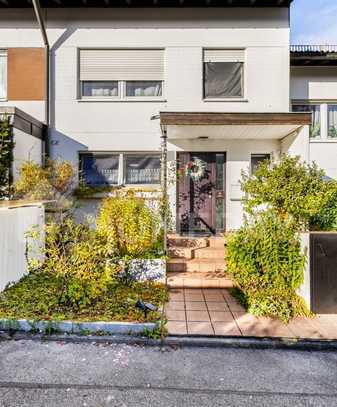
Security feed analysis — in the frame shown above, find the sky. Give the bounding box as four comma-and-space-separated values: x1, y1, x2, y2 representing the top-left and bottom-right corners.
290, 0, 337, 44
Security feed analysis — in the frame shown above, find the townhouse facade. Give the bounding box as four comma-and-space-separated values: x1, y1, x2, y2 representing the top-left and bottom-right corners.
0, 0, 336, 234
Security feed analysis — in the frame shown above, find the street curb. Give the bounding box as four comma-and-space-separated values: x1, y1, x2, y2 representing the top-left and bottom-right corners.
2, 331, 337, 351
0, 318, 156, 335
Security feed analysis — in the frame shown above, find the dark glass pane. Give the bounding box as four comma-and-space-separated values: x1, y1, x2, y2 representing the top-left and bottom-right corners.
82, 81, 118, 97
125, 155, 160, 184
292, 104, 320, 138
126, 81, 162, 97
81, 154, 119, 185
251, 154, 270, 174
215, 153, 224, 189
328, 105, 337, 139
216, 198, 224, 231
204, 62, 243, 98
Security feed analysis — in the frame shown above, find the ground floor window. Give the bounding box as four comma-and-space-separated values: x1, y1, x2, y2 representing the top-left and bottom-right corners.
251, 154, 270, 174
80, 152, 161, 186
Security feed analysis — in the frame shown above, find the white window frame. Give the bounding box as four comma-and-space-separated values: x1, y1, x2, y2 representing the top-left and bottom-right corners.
79, 151, 161, 186
292, 100, 337, 142
202, 48, 247, 102
0, 50, 7, 101
78, 48, 165, 102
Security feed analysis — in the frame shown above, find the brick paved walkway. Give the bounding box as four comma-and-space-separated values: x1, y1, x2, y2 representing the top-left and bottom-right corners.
165, 288, 337, 339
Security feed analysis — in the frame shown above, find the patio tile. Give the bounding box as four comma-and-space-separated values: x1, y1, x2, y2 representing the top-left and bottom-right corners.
166, 310, 186, 321
232, 312, 259, 325
203, 293, 224, 302
227, 302, 246, 312
206, 302, 229, 311
185, 301, 207, 311
184, 289, 203, 294
167, 321, 187, 335
169, 291, 184, 301
184, 293, 204, 301
287, 320, 325, 339
188, 322, 214, 335
186, 310, 210, 322
213, 322, 242, 336
239, 323, 274, 337
308, 319, 337, 339
209, 311, 234, 322
315, 315, 337, 326
165, 301, 185, 311
203, 289, 223, 295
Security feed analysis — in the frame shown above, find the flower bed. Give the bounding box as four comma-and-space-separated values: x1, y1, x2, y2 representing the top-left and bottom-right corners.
0, 272, 167, 323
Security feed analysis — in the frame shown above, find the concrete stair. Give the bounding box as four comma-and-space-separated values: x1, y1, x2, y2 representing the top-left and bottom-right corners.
167, 235, 233, 289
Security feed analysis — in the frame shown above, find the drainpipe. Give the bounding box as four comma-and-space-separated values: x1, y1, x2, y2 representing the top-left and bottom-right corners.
32, 0, 50, 157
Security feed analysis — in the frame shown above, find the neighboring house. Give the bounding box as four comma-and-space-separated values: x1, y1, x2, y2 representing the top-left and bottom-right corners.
0, 0, 335, 234
291, 45, 337, 179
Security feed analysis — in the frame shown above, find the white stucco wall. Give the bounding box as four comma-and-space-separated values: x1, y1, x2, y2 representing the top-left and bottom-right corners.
12, 128, 43, 180
0, 8, 290, 163
291, 67, 337, 101
281, 126, 309, 162
0, 7, 292, 230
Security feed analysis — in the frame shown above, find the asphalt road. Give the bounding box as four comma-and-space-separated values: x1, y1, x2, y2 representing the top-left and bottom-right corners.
0, 339, 337, 406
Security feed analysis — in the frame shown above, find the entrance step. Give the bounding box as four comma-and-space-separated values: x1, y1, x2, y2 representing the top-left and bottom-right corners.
167, 235, 209, 249
168, 247, 194, 260
167, 258, 226, 273
167, 272, 234, 289
194, 247, 226, 259
208, 237, 226, 249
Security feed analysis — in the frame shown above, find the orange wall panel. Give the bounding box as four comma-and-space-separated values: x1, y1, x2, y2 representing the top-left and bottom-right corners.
7, 48, 45, 101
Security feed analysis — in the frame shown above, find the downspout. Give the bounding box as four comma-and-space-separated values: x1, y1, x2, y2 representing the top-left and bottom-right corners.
32, 0, 50, 157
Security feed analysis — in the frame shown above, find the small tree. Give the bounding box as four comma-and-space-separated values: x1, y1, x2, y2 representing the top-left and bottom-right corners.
0, 117, 14, 199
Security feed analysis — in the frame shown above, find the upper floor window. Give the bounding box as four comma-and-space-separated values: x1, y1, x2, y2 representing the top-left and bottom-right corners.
79, 49, 164, 100
203, 49, 244, 99
292, 104, 321, 139
80, 152, 161, 186
328, 105, 337, 139
0, 50, 7, 100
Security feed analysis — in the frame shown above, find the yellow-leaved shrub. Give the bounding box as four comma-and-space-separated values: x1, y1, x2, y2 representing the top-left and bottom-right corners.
96, 192, 161, 258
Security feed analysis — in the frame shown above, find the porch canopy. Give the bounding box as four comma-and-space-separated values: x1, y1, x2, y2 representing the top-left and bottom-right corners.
159, 112, 311, 140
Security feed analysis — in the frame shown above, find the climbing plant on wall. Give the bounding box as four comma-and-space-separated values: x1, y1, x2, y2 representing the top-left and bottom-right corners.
0, 117, 14, 199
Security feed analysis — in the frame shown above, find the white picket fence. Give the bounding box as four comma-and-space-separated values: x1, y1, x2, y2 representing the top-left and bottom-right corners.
0, 202, 45, 291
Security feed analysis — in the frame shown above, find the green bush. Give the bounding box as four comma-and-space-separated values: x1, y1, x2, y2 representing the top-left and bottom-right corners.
241, 155, 335, 230
96, 191, 162, 258
29, 217, 118, 310
226, 210, 310, 322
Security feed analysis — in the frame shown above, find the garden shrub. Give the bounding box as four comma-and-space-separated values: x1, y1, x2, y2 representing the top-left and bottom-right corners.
14, 159, 75, 213
29, 217, 118, 310
241, 155, 333, 230
0, 117, 14, 199
96, 191, 162, 258
226, 210, 310, 322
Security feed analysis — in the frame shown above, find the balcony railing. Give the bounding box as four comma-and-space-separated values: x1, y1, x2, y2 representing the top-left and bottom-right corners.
291, 45, 337, 53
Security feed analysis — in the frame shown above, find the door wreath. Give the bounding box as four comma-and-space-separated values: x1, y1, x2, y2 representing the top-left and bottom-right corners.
185, 158, 207, 182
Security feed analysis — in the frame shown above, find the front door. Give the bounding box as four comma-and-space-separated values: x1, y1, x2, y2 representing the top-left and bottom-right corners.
177, 152, 226, 235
